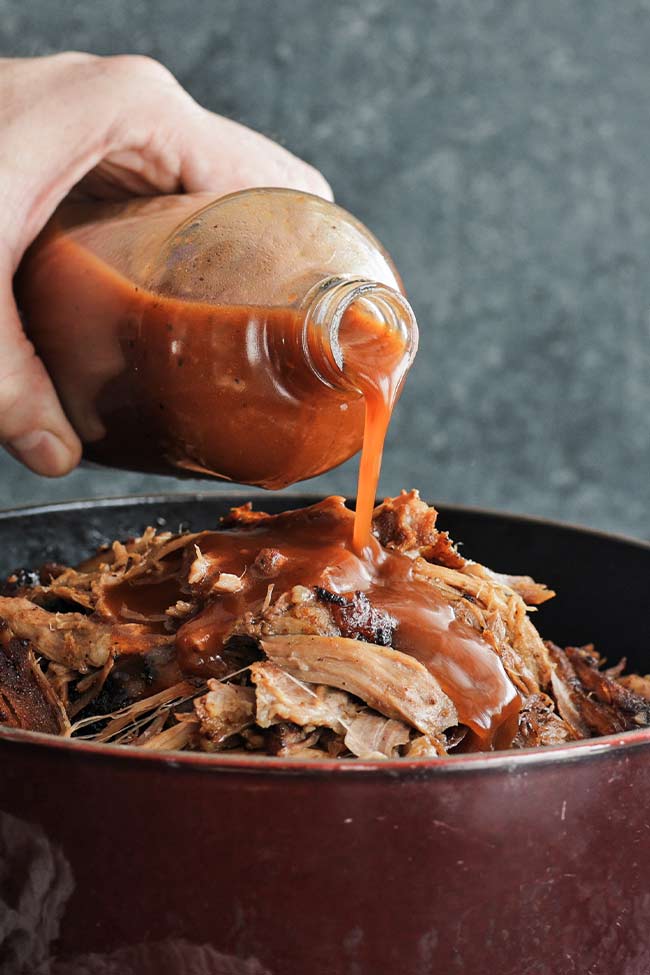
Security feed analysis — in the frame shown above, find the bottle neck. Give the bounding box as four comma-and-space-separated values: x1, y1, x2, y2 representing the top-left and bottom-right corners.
300, 276, 418, 392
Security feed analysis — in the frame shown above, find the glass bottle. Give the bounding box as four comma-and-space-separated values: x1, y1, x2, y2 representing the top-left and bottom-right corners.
16, 188, 418, 488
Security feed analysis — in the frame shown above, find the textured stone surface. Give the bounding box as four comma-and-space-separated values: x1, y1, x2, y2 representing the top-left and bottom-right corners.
0, 0, 649, 537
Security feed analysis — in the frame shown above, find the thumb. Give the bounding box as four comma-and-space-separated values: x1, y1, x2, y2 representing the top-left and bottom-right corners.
0, 273, 81, 476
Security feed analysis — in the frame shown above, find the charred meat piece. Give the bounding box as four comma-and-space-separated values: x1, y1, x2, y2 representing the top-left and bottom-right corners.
0, 621, 69, 734
264, 722, 321, 757
76, 644, 185, 727
548, 644, 650, 738
512, 693, 576, 749
564, 646, 650, 730
315, 588, 396, 645
372, 490, 465, 568
0, 567, 42, 597
549, 644, 593, 738
420, 533, 466, 571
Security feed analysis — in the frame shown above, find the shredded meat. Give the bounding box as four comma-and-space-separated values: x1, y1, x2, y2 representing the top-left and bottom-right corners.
0, 596, 172, 671
411, 558, 553, 694
548, 643, 650, 738
372, 490, 465, 568
251, 661, 358, 733
618, 673, 650, 701
194, 681, 255, 751
261, 634, 458, 738
512, 693, 576, 748
232, 586, 339, 643
343, 712, 411, 760
264, 723, 322, 757
470, 566, 555, 607
564, 646, 650, 730
1, 491, 647, 760
403, 735, 446, 758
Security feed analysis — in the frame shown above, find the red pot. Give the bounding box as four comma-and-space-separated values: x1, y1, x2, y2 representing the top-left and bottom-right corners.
0, 494, 648, 975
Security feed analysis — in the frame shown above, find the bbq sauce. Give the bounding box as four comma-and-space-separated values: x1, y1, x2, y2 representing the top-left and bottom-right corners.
107, 498, 521, 746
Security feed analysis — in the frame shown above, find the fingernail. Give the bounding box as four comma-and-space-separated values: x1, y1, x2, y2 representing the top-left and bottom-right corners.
8, 430, 75, 477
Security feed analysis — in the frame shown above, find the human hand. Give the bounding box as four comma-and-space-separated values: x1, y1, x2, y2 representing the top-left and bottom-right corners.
0, 52, 331, 476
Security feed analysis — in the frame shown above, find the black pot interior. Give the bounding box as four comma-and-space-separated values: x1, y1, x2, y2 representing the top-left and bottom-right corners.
0, 493, 647, 671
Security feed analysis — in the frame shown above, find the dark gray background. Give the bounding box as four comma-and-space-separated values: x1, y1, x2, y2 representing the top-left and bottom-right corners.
1, 0, 649, 537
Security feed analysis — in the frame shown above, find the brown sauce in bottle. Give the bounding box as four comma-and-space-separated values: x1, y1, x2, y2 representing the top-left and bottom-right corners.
18, 234, 402, 496
20, 229, 410, 549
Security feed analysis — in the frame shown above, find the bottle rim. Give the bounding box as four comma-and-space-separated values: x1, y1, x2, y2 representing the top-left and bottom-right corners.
300, 276, 419, 391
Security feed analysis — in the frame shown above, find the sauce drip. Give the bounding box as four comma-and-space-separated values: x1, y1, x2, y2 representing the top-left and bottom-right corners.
107, 498, 520, 745
336, 305, 412, 553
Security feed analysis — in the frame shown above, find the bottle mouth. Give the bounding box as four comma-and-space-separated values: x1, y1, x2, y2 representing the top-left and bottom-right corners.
300, 276, 419, 391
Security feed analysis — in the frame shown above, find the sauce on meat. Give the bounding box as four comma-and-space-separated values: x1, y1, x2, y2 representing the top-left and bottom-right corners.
107, 499, 521, 746
336, 304, 410, 554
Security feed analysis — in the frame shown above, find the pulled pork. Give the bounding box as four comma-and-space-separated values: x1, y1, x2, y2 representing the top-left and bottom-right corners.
0, 492, 647, 759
